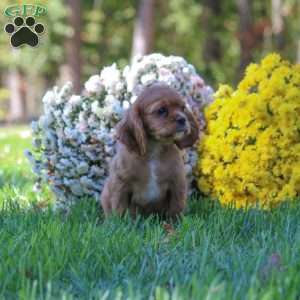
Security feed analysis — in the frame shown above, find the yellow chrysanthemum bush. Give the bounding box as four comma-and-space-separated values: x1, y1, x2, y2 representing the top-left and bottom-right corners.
196, 53, 300, 209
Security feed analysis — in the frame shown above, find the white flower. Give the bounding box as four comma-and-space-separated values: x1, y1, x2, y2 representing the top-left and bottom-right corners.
31, 121, 40, 134
100, 63, 120, 90
69, 95, 81, 106
191, 75, 204, 89
91, 101, 99, 113
39, 115, 53, 129
42, 91, 56, 105
115, 82, 124, 92
58, 82, 73, 103
146, 53, 164, 64
122, 101, 130, 109
77, 120, 88, 133
171, 80, 181, 90
182, 67, 190, 75
63, 103, 73, 117
85, 75, 103, 95
104, 95, 116, 105
95, 108, 104, 118
91, 165, 105, 176
80, 176, 95, 188
77, 162, 89, 174
200, 86, 214, 105
158, 67, 172, 77
24, 149, 33, 161
53, 110, 61, 118
33, 182, 42, 193
27, 53, 214, 210
140, 73, 157, 85
111, 100, 122, 115
126, 74, 136, 92
70, 183, 84, 196
32, 138, 42, 148
64, 128, 77, 139
123, 65, 130, 78
56, 128, 64, 139
78, 111, 86, 122
188, 64, 196, 73
159, 74, 176, 85
88, 115, 98, 127
130, 95, 138, 104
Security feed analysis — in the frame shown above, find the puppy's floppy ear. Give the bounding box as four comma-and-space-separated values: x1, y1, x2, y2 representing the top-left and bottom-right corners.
176, 107, 200, 149
116, 105, 147, 156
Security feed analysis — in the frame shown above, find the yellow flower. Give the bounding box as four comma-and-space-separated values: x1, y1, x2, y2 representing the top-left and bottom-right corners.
214, 84, 233, 99
196, 53, 300, 209
261, 53, 281, 71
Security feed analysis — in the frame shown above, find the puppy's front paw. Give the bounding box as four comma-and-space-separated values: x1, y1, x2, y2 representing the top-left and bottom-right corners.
166, 207, 185, 220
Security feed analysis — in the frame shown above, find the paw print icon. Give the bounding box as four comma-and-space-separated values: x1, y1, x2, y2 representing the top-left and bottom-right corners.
4, 16, 45, 48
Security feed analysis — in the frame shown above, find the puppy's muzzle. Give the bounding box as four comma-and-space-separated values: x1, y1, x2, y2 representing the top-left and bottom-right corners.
176, 115, 187, 132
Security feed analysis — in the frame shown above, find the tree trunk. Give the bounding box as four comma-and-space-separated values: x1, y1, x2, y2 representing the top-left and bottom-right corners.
65, 0, 81, 94
26, 74, 45, 120
7, 69, 27, 122
236, 0, 253, 80
131, 0, 155, 60
202, 0, 222, 63
271, 0, 284, 50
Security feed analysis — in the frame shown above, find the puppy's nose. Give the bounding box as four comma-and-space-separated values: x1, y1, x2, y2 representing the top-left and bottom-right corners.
176, 116, 186, 127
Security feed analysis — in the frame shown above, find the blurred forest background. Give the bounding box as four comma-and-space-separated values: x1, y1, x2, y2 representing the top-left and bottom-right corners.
0, 0, 299, 123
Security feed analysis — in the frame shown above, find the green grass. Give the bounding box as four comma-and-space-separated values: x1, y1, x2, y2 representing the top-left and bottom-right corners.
1, 126, 300, 300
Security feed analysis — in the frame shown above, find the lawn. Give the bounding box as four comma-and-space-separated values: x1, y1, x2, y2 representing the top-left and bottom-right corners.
1, 126, 300, 300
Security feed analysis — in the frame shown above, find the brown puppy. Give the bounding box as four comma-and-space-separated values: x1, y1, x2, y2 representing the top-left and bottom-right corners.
101, 83, 199, 218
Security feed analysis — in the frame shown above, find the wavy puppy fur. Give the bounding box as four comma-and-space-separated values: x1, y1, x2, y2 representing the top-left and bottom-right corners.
101, 84, 200, 217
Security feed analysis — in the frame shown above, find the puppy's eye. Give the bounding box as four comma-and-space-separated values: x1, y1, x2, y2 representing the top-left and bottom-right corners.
157, 107, 168, 117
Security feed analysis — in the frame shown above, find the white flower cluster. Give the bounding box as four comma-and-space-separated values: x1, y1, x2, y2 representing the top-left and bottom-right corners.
26, 54, 214, 209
